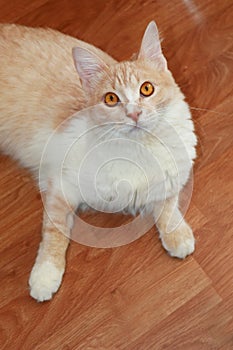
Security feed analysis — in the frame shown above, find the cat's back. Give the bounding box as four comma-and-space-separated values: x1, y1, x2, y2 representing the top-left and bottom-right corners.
0, 24, 115, 127
0, 24, 87, 125
0, 24, 82, 86
0, 24, 115, 169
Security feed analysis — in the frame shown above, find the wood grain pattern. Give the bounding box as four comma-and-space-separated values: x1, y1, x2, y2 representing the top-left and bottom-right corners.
0, 0, 232, 349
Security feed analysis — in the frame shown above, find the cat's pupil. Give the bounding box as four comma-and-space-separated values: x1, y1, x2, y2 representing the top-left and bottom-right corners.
145, 85, 149, 91
110, 95, 114, 101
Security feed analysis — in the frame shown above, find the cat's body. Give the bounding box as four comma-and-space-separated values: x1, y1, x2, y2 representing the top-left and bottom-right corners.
0, 22, 197, 302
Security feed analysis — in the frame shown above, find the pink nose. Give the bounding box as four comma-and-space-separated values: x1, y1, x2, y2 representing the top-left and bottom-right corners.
127, 111, 142, 122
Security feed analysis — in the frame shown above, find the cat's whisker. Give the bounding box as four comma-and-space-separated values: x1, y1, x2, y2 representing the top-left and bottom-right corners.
190, 106, 229, 116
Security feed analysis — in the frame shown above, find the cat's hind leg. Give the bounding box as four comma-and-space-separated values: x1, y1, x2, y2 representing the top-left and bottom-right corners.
154, 196, 195, 259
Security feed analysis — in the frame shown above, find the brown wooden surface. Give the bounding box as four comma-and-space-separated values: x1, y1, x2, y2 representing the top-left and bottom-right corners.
0, 1, 233, 349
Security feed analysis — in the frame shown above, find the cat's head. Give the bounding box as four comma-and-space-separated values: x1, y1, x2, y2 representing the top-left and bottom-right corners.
72, 21, 184, 136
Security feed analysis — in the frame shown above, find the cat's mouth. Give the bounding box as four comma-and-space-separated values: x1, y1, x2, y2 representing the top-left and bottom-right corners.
119, 122, 145, 136
113, 121, 148, 136
129, 123, 140, 132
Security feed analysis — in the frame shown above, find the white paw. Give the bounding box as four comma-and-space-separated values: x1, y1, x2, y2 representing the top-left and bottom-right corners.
29, 261, 64, 302
161, 223, 195, 259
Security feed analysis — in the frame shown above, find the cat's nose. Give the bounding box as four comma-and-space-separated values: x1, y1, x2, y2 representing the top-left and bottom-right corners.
127, 110, 142, 123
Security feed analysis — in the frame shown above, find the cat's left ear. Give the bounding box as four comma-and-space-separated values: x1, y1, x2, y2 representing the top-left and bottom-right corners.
138, 21, 167, 70
72, 47, 108, 91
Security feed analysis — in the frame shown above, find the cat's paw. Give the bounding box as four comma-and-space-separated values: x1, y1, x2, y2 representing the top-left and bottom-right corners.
29, 261, 64, 302
160, 222, 195, 259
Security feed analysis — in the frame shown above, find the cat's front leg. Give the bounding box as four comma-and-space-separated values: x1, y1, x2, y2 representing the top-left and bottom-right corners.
29, 179, 78, 302
154, 196, 195, 259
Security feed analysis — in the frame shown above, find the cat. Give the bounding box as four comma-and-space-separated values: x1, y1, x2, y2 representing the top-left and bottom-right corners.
0, 21, 197, 302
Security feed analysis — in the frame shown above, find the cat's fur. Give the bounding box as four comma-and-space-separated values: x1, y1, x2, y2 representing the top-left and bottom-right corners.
0, 22, 197, 301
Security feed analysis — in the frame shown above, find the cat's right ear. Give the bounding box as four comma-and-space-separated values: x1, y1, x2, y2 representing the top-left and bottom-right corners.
138, 21, 167, 70
72, 47, 108, 91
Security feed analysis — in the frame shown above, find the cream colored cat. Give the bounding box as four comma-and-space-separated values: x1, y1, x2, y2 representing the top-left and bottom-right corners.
0, 21, 197, 301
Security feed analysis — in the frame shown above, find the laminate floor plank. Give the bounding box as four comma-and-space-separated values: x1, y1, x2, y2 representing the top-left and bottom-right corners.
32, 260, 212, 350
0, 0, 49, 23
126, 288, 232, 350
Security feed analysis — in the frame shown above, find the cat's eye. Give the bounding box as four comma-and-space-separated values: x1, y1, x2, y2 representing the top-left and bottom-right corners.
104, 92, 119, 107
140, 81, 154, 97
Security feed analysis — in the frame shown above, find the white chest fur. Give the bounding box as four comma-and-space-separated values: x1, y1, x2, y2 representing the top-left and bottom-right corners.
44, 103, 197, 215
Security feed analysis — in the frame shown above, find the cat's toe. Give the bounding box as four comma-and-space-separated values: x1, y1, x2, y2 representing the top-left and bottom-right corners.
168, 236, 195, 259
161, 223, 195, 259
29, 261, 64, 302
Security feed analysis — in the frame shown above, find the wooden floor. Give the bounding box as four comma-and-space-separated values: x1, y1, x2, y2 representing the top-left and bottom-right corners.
0, 0, 233, 349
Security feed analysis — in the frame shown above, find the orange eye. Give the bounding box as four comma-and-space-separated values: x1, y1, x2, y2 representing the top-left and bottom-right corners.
104, 92, 119, 107
140, 81, 154, 97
